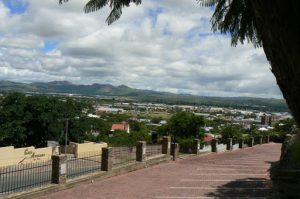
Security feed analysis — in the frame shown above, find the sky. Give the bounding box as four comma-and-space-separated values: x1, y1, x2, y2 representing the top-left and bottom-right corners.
0, 0, 282, 98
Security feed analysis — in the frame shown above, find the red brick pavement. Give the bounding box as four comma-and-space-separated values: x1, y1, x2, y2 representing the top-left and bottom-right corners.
37, 143, 281, 199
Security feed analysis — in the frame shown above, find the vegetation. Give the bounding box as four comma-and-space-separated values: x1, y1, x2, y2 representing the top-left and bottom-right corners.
167, 112, 205, 139
0, 93, 93, 147
269, 118, 296, 143
0, 93, 155, 147
217, 124, 245, 143
0, 92, 294, 151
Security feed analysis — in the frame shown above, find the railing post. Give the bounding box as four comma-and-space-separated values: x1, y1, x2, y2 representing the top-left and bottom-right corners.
101, 147, 112, 171
162, 136, 171, 155
136, 141, 146, 162
192, 139, 200, 154
211, 139, 218, 152
239, 138, 244, 149
51, 155, 67, 184
249, 137, 254, 147
171, 143, 179, 161
226, 138, 233, 150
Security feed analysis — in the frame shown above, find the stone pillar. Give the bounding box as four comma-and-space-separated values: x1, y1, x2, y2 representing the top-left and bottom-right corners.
192, 139, 200, 154
211, 139, 218, 152
136, 141, 146, 162
51, 155, 67, 184
101, 147, 112, 171
239, 139, 244, 149
258, 136, 263, 145
162, 136, 171, 155
226, 138, 233, 150
249, 137, 254, 147
171, 143, 179, 161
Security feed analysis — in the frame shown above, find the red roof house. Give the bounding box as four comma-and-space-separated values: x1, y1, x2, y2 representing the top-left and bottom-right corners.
203, 133, 215, 142
111, 122, 130, 133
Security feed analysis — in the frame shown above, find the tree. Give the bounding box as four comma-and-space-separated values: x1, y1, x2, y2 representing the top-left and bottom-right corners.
167, 112, 204, 138
219, 124, 244, 142
59, 0, 300, 130
274, 118, 295, 133
0, 93, 95, 147
0, 93, 28, 147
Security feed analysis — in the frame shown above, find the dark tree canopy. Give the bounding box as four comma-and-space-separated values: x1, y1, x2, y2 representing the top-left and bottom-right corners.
0, 93, 93, 147
166, 112, 204, 138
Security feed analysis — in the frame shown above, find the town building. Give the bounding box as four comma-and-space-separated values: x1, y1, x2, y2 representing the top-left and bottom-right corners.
261, 114, 280, 126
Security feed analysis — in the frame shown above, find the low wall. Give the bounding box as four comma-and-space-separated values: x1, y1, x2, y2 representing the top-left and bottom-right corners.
0, 146, 53, 167
65, 142, 108, 158
199, 145, 211, 153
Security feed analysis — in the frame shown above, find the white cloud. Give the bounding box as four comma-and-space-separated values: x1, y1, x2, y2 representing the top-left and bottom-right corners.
0, 0, 282, 98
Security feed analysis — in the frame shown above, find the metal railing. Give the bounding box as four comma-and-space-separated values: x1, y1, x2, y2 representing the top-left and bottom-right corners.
0, 160, 52, 196
111, 146, 136, 168
67, 152, 102, 179
146, 144, 162, 157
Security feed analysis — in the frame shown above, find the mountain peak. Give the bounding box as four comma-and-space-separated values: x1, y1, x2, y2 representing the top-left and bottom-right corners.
48, 81, 72, 85
118, 84, 130, 89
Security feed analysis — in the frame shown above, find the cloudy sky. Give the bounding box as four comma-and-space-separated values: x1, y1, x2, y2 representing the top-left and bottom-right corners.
0, 0, 282, 98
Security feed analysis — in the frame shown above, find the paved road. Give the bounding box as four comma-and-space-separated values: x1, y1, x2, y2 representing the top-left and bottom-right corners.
38, 143, 281, 199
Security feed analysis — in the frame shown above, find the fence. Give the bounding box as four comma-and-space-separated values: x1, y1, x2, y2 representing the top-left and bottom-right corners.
146, 144, 162, 157
0, 160, 52, 196
67, 152, 102, 179
1, 137, 267, 197
199, 144, 212, 153
111, 146, 136, 168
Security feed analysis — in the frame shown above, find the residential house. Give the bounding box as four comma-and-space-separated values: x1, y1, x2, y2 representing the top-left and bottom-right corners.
111, 122, 130, 133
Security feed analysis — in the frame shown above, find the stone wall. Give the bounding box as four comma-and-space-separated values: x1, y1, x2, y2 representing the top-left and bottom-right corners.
0, 146, 53, 167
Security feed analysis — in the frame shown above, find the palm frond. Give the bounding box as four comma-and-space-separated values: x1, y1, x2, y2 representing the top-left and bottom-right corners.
59, 0, 69, 4
197, 0, 219, 7
85, 0, 142, 24
84, 0, 109, 13
59, 0, 141, 25
208, 0, 262, 47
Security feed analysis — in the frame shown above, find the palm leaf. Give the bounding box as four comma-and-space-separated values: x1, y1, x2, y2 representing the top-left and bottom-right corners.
197, 0, 218, 7
198, 0, 262, 47
61, 0, 142, 25
84, 0, 109, 13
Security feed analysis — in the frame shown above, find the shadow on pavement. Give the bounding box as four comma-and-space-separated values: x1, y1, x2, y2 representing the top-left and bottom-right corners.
205, 177, 272, 198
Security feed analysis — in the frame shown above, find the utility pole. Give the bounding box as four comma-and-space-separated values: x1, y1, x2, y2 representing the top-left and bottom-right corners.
65, 118, 69, 154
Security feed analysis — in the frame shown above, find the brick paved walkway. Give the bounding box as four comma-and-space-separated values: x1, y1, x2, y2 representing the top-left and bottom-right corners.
38, 143, 281, 199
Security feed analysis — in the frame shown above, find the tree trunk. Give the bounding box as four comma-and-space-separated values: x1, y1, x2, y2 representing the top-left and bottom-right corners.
251, 0, 300, 127
251, 2, 300, 194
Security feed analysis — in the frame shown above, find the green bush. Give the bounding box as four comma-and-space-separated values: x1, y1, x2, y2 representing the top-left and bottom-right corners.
177, 137, 194, 153
99, 130, 151, 147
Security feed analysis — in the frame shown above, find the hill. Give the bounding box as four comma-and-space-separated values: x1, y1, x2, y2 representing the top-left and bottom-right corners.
0, 80, 288, 112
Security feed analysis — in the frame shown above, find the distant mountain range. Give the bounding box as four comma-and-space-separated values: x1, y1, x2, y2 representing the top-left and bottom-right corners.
0, 80, 288, 112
